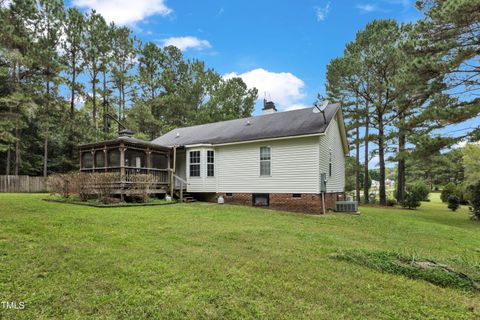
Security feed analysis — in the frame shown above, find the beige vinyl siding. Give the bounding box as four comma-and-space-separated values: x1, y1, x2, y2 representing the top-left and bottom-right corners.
182, 115, 345, 194
319, 115, 345, 192
215, 136, 319, 193
186, 147, 217, 192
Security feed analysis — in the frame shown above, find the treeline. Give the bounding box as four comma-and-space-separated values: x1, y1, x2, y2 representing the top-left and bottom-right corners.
327, 0, 480, 205
0, 0, 257, 176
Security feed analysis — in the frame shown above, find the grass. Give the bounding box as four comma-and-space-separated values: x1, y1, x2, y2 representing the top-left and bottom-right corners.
43, 194, 177, 207
0, 193, 479, 319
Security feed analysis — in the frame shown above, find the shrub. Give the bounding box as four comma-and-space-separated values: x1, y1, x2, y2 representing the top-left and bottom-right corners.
455, 184, 468, 205
76, 173, 94, 201
447, 195, 460, 211
386, 198, 397, 206
441, 182, 456, 203
410, 181, 430, 201
466, 182, 480, 221
47, 173, 79, 198
401, 182, 429, 209
131, 174, 155, 203
401, 191, 421, 209
368, 193, 376, 205
92, 173, 119, 204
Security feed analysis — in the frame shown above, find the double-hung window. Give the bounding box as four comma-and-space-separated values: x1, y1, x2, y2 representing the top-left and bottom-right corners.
329, 151, 332, 177
207, 150, 215, 177
189, 151, 200, 177
260, 146, 271, 176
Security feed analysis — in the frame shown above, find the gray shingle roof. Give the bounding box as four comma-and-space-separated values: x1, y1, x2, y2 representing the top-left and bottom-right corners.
151, 103, 341, 147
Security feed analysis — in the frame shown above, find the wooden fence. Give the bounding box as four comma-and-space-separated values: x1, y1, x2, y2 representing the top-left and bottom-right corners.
0, 175, 49, 193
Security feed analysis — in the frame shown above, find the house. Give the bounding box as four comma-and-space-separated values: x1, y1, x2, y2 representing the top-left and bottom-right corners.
78, 100, 348, 213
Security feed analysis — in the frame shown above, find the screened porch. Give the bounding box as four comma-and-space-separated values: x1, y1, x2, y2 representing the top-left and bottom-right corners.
78, 131, 172, 191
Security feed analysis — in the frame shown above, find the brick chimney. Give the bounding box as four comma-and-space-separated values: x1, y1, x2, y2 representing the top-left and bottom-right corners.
262, 99, 277, 115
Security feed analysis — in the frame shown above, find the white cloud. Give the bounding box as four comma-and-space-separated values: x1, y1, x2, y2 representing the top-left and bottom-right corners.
72, 0, 172, 25
162, 36, 212, 51
452, 140, 467, 149
224, 68, 306, 110
356, 3, 378, 12
315, 2, 331, 21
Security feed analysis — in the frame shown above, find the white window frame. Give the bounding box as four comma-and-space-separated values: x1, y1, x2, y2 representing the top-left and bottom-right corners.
329, 149, 332, 177
189, 150, 201, 178
206, 149, 215, 177
260, 146, 271, 176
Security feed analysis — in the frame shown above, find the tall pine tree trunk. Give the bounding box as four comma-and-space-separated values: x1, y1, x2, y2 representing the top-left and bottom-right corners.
117, 86, 122, 133
355, 95, 360, 202
15, 126, 20, 176
70, 55, 76, 117
102, 70, 107, 137
363, 102, 370, 204
92, 69, 98, 136
43, 75, 50, 177
378, 117, 386, 206
396, 122, 406, 202
6, 149, 11, 175
6, 104, 13, 175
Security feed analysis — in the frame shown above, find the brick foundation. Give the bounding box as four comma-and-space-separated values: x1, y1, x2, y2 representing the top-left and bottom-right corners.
217, 192, 345, 214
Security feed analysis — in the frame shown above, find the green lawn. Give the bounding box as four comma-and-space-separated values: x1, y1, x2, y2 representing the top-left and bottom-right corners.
0, 193, 479, 319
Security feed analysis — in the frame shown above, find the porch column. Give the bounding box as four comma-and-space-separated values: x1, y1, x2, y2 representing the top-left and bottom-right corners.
119, 143, 126, 177
170, 146, 176, 197
91, 149, 95, 172
103, 147, 108, 172
79, 150, 83, 171
146, 148, 152, 173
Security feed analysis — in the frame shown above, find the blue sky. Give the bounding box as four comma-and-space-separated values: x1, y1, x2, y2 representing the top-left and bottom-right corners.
69, 0, 477, 167
71, 0, 423, 114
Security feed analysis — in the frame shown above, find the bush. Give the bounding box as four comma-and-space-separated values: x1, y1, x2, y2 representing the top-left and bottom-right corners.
76, 173, 94, 201
441, 182, 457, 203
131, 174, 155, 203
401, 191, 421, 209
92, 173, 119, 204
369, 193, 376, 204
386, 198, 397, 207
47, 173, 79, 198
410, 181, 430, 201
447, 195, 460, 211
401, 182, 429, 209
466, 182, 480, 221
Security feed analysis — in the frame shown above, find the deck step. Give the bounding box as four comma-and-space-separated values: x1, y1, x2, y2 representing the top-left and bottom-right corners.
174, 191, 196, 202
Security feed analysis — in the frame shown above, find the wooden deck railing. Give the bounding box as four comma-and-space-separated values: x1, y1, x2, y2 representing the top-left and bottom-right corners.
80, 167, 170, 186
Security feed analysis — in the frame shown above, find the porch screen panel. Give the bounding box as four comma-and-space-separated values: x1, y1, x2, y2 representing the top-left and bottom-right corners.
82, 152, 93, 168
108, 149, 120, 167
125, 150, 145, 168
152, 153, 168, 169
95, 151, 105, 167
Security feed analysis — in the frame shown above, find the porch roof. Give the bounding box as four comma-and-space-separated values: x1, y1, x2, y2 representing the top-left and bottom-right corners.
78, 136, 171, 152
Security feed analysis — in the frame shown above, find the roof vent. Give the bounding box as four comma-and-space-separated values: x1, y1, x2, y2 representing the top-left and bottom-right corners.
176, 132, 180, 138
262, 99, 277, 115
246, 120, 251, 126
119, 128, 134, 137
